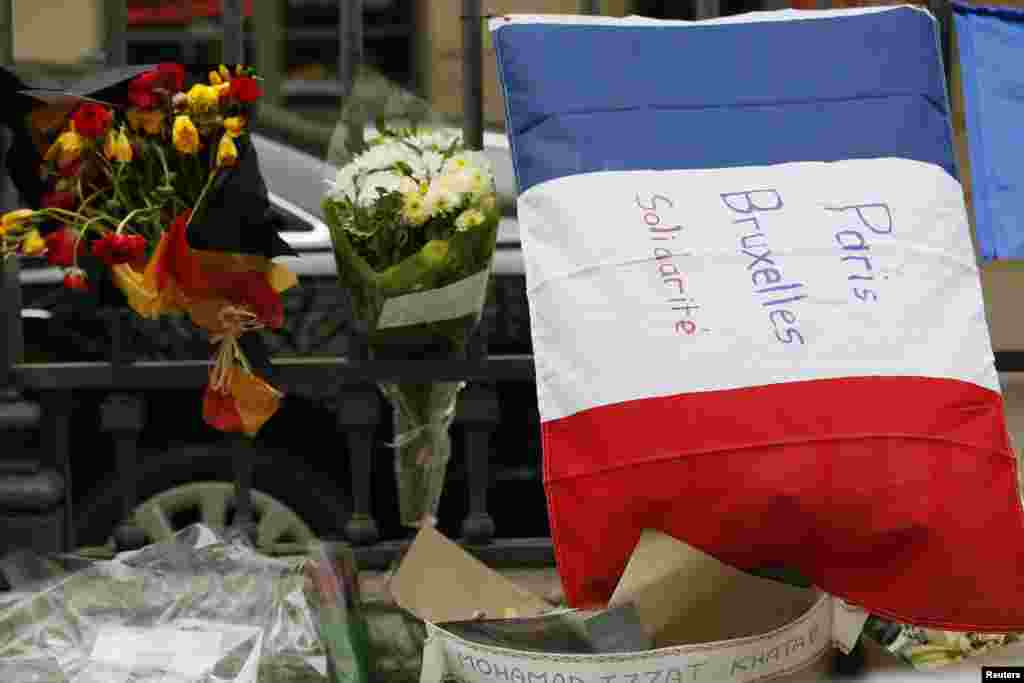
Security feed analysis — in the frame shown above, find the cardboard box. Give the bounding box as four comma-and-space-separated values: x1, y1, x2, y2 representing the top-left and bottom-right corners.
392, 528, 834, 683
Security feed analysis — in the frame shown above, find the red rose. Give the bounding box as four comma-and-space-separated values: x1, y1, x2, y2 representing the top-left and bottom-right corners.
41, 190, 76, 211
71, 103, 113, 138
128, 63, 185, 109
128, 86, 158, 110
92, 232, 147, 266
44, 228, 81, 267
228, 76, 262, 103
63, 270, 89, 292
156, 63, 186, 92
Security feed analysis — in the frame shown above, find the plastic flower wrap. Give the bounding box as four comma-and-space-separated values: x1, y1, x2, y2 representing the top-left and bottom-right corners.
323, 124, 500, 527
0, 63, 297, 436
863, 617, 1024, 671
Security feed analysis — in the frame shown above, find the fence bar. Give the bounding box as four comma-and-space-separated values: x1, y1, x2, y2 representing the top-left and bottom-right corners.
339, 0, 363, 100
105, 0, 127, 66
232, 436, 256, 542
222, 0, 245, 66
0, 0, 12, 65
252, 0, 283, 104
694, 0, 721, 20
462, 0, 483, 151
0, 259, 21, 400
578, 0, 601, 14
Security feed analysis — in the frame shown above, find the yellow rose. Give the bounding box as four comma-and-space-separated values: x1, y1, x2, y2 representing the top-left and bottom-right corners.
223, 116, 246, 138
21, 229, 46, 256
216, 133, 239, 167
1, 209, 34, 235
104, 127, 133, 163
126, 108, 165, 135
44, 127, 84, 166
172, 115, 200, 155
185, 84, 220, 112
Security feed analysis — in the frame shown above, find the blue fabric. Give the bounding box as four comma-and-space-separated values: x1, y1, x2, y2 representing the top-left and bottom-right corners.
492, 8, 956, 195
953, 2, 1024, 261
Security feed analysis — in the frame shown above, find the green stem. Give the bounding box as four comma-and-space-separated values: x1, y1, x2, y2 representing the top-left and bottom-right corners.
71, 217, 107, 269
187, 169, 221, 227
154, 145, 173, 187
116, 207, 159, 234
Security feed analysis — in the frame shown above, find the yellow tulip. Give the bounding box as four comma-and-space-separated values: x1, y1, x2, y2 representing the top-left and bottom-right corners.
44, 127, 84, 166
172, 115, 200, 155
185, 84, 220, 112
220, 64, 233, 82
209, 70, 223, 86
104, 127, 133, 163
126, 108, 165, 136
1, 209, 34, 235
216, 133, 239, 167
223, 116, 246, 138
21, 229, 46, 256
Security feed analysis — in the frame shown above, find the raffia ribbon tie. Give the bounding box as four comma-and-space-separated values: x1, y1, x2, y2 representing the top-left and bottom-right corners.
208, 305, 274, 394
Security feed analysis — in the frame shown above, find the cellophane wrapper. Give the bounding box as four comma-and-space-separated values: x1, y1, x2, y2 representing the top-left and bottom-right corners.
0, 525, 332, 683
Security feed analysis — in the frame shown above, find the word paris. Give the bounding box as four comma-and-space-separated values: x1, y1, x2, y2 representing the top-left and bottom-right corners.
722, 189, 893, 346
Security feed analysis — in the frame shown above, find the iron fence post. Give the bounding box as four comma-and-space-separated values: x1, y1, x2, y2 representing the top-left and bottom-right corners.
340, 0, 363, 101
694, 0, 721, 20
0, 258, 21, 401
0, 0, 12, 65
105, 0, 127, 66
231, 436, 257, 543
222, 0, 245, 66
338, 387, 382, 545
252, 0, 283, 104
101, 394, 147, 551
459, 385, 499, 544
462, 0, 483, 151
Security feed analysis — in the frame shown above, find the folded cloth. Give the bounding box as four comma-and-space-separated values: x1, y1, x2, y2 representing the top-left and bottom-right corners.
492, 7, 1024, 632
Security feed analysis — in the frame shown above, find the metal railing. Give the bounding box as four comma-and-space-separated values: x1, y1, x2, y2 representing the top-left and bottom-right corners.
0, 0, 549, 568
0, 0, 1004, 568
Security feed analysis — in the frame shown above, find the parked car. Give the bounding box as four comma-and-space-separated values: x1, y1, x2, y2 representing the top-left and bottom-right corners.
15, 128, 547, 550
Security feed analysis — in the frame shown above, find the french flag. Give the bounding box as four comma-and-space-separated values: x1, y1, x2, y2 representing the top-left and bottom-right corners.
493, 7, 1024, 632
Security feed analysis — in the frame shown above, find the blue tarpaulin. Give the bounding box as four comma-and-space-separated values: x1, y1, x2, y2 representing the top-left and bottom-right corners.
954, 2, 1024, 260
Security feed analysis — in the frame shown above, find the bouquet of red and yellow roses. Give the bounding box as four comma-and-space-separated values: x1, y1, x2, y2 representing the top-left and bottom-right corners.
0, 63, 297, 436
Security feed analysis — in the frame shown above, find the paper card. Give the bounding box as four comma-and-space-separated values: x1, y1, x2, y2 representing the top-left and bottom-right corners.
390, 526, 551, 624
609, 530, 818, 648
377, 266, 490, 330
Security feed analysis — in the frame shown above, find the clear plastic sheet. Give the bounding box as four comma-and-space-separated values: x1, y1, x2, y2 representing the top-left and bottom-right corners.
0, 525, 330, 683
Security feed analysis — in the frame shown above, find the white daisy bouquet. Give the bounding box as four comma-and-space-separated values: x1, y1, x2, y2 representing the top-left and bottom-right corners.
323, 124, 500, 528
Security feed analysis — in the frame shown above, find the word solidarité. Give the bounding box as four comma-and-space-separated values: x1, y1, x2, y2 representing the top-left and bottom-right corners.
720, 190, 807, 346
634, 193, 702, 337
